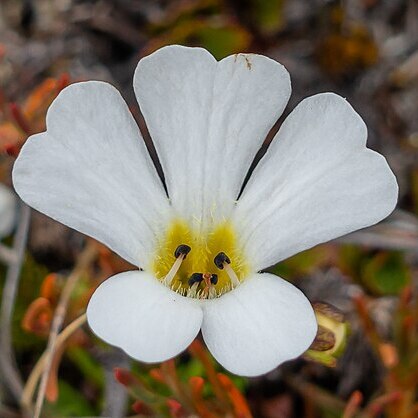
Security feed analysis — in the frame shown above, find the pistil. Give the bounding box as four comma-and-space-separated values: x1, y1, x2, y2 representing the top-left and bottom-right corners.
202, 273, 217, 299
187, 272, 218, 299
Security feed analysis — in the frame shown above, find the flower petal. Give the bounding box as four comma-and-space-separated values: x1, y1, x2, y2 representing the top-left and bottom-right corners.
0, 184, 16, 238
235, 93, 398, 271
134, 45, 291, 228
13, 81, 171, 267
87, 271, 203, 362
202, 273, 316, 376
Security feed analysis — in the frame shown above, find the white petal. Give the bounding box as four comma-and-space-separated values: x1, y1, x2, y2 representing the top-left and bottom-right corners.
0, 184, 16, 238
235, 93, 398, 271
134, 45, 291, 229
13, 82, 171, 267
202, 273, 316, 376
87, 271, 203, 363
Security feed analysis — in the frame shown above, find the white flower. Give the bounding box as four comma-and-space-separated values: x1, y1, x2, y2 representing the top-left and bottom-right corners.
12, 45, 398, 376
0, 183, 16, 239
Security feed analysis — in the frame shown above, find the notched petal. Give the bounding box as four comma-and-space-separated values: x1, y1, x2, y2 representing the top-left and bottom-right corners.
236, 93, 398, 271
134, 45, 291, 227
13, 81, 171, 267
87, 271, 203, 363
201, 273, 317, 376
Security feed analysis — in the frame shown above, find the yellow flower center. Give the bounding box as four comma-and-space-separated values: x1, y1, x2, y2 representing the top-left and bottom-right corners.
151, 219, 250, 298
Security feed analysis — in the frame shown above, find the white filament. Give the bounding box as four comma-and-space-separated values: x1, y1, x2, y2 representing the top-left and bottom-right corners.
163, 254, 185, 286
224, 263, 240, 288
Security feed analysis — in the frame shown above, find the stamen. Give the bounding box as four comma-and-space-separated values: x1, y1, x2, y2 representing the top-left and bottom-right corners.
214, 252, 231, 269
188, 273, 203, 287
163, 244, 191, 286
174, 244, 191, 259
224, 264, 240, 287
187, 282, 199, 298
208, 285, 217, 299
214, 252, 240, 288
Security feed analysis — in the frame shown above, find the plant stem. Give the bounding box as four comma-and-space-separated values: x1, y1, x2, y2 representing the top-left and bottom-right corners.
101, 350, 130, 418
285, 374, 370, 418
188, 340, 231, 410
21, 313, 87, 411
0, 204, 31, 401
33, 242, 96, 418
0, 243, 18, 264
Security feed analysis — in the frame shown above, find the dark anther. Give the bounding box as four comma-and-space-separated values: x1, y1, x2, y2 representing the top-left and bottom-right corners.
214, 252, 231, 269
174, 244, 191, 259
188, 273, 203, 287
210, 274, 218, 285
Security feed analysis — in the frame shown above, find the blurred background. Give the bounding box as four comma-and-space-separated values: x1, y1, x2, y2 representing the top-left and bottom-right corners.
0, 0, 417, 417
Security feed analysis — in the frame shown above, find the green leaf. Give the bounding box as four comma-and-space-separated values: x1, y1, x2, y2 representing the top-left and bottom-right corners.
251, 0, 284, 34
269, 245, 330, 279
362, 252, 410, 296
67, 346, 104, 388
44, 380, 96, 417
197, 25, 251, 59
1, 254, 49, 351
